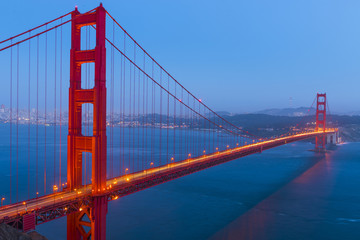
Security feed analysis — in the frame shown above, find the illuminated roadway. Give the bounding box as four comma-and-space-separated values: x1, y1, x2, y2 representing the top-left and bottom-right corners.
0, 130, 336, 224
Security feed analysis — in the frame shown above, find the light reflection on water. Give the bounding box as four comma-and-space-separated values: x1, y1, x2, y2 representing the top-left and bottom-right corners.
211, 143, 360, 240
35, 142, 360, 240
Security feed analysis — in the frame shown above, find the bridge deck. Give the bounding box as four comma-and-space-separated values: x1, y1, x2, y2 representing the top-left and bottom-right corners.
0, 130, 336, 227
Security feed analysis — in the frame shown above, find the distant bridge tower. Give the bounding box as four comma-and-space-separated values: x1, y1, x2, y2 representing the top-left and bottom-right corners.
315, 93, 326, 151
67, 4, 107, 240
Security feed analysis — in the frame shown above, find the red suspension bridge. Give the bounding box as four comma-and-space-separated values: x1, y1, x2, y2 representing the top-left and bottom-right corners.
0, 4, 338, 239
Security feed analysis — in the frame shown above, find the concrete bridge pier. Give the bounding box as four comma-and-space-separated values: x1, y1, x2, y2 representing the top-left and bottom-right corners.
326, 131, 340, 145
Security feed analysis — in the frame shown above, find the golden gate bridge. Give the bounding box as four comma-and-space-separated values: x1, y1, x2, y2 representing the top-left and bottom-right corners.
0, 4, 337, 239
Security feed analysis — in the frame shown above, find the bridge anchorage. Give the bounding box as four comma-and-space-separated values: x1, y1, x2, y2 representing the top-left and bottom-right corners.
0, 3, 339, 240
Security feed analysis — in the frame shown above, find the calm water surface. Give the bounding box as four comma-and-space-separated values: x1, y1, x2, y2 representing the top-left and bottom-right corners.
32, 140, 360, 240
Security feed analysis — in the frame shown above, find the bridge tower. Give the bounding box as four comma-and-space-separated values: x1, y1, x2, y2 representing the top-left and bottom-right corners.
315, 93, 326, 151
67, 4, 107, 240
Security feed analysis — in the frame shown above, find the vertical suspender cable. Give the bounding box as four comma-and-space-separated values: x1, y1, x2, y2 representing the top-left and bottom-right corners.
145, 72, 147, 169
191, 96, 193, 156
173, 84, 176, 161
153, 62, 155, 167
28, 32, 31, 200
179, 89, 182, 161
203, 106, 206, 154
145, 68, 148, 169
109, 26, 112, 178
151, 62, 154, 166
123, 33, 126, 175
208, 110, 211, 154
133, 43, 136, 172
159, 70, 162, 166
111, 22, 115, 178
128, 50, 132, 173
166, 75, 169, 165
54, 28, 57, 188
44, 25, 47, 194
113, 22, 115, 177
10, 40, 13, 204
137, 55, 141, 171
142, 52, 145, 171
36, 36, 39, 197
119, 47, 123, 176
59, 18, 62, 189
16, 44, 19, 203
180, 89, 183, 160
187, 91, 189, 158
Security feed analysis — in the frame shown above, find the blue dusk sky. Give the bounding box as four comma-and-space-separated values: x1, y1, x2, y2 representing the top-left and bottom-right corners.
1, 0, 359, 113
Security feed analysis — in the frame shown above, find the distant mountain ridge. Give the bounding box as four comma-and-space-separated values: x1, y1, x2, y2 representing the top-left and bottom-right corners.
219, 112, 360, 142
214, 111, 232, 116
253, 107, 360, 116
214, 108, 317, 117
346, 111, 360, 116
255, 107, 316, 117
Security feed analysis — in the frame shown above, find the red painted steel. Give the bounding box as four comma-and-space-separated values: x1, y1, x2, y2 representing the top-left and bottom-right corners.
22, 213, 36, 232
67, 4, 107, 240
315, 93, 326, 151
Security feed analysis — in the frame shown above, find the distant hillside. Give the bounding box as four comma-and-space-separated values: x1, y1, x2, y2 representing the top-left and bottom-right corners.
214, 111, 232, 116
254, 107, 360, 117
346, 111, 360, 116
255, 107, 316, 117
221, 113, 360, 142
